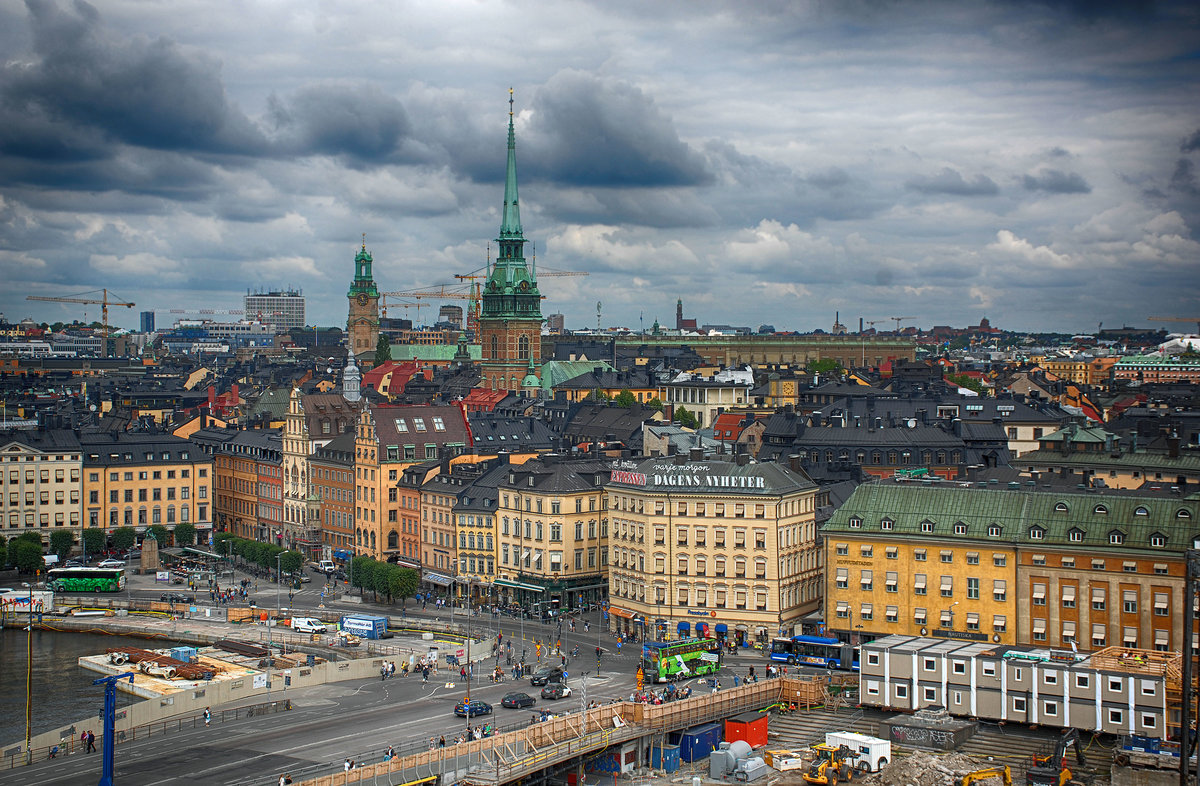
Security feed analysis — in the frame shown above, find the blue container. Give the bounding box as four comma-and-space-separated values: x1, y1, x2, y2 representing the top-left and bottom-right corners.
652, 745, 681, 773
169, 647, 197, 663
340, 614, 388, 639
673, 722, 722, 762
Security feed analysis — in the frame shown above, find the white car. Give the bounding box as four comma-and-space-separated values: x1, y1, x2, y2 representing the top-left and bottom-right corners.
97, 559, 126, 569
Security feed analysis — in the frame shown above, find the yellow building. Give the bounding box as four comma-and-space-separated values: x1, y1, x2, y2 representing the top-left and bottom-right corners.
82, 433, 213, 542
1, 430, 82, 547
606, 455, 820, 648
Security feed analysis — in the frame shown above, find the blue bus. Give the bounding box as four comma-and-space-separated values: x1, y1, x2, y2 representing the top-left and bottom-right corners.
768, 635, 858, 670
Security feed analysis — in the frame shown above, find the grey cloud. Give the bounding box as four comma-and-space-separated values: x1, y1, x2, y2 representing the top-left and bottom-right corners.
268, 84, 413, 163
1183, 129, 1200, 153
906, 167, 1000, 196
524, 70, 711, 188
1021, 168, 1092, 193
2, 0, 266, 156
1170, 159, 1199, 197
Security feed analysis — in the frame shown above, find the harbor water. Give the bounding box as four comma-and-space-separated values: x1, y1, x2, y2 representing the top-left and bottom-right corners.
0, 627, 185, 748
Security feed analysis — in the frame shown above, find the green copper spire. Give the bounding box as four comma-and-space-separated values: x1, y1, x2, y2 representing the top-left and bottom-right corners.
500, 87, 523, 239
348, 234, 379, 297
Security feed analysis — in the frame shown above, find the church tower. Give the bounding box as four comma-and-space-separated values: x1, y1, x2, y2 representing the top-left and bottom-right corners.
478, 90, 542, 390
347, 239, 380, 363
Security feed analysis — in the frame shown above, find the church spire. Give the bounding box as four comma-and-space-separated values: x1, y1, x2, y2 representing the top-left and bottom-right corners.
500, 87, 523, 240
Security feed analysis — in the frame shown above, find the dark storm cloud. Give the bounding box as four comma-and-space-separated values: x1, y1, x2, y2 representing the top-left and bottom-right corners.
1183, 129, 1200, 153
906, 168, 1000, 196
1021, 168, 1092, 194
524, 71, 711, 188
1, 0, 266, 156
268, 84, 414, 163
1170, 159, 1199, 197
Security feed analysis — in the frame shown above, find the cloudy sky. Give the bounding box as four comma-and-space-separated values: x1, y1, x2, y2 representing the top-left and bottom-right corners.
2, 0, 1198, 335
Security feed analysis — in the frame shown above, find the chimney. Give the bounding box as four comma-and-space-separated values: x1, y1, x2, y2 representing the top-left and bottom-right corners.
788, 454, 802, 473
1168, 434, 1181, 459
736, 452, 750, 466
689, 448, 704, 461
231, 383, 239, 403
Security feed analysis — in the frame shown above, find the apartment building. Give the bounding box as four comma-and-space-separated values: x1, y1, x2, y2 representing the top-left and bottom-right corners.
605, 454, 820, 648
82, 433, 213, 541
310, 432, 355, 558
1, 429, 82, 546
823, 479, 1198, 651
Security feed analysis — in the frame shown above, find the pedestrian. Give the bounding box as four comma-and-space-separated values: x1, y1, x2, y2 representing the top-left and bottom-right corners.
204, 706, 211, 726
86, 730, 96, 753
733, 674, 741, 687
344, 758, 352, 771
438, 735, 446, 748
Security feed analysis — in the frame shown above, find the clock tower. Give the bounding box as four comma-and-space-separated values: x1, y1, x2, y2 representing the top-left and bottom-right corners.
478, 90, 542, 391
347, 240, 380, 363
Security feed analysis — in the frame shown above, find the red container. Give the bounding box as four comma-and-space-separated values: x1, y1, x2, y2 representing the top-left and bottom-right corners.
724, 710, 768, 749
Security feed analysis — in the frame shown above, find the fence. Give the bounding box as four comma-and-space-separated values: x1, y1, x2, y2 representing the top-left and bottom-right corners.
2, 698, 291, 770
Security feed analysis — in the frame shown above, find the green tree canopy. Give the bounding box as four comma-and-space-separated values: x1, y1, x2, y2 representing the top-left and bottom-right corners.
374, 334, 391, 366
111, 527, 137, 551
81, 528, 106, 557
173, 522, 197, 547
374, 565, 394, 604
14, 531, 42, 546
50, 530, 75, 560
0, 537, 7, 569
279, 550, 302, 576
147, 524, 170, 547
673, 405, 699, 430
946, 373, 985, 394
806, 358, 843, 375
645, 396, 664, 412
390, 567, 418, 607
11, 539, 44, 574
351, 555, 376, 598
612, 389, 637, 408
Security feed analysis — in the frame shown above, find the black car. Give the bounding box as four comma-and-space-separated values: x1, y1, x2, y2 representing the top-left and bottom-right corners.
501, 692, 537, 709
529, 666, 565, 686
160, 593, 192, 604
541, 682, 572, 700
454, 699, 492, 718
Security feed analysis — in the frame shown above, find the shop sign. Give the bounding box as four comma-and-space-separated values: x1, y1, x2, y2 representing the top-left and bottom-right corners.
931, 629, 988, 641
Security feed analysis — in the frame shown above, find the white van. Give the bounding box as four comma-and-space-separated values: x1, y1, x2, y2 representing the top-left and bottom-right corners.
318, 559, 337, 575
292, 617, 327, 634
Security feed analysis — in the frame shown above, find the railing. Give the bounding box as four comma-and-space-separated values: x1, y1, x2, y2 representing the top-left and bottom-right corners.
2, 699, 291, 770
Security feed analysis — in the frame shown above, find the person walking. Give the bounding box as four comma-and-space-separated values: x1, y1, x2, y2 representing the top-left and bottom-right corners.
85, 730, 96, 753
204, 707, 211, 727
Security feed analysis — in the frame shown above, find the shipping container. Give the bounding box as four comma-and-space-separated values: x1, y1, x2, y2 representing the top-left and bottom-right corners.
652, 745, 681, 773
340, 614, 388, 639
725, 710, 769, 748
673, 721, 723, 762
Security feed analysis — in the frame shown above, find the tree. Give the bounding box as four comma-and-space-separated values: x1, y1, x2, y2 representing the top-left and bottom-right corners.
673, 406, 699, 430
806, 358, 843, 375
112, 527, 137, 551
352, 556, 377, 599
645, 396, 664, 412
374, 565, 394, 604
148, 524, 170, 547
946, 373, 985, 394
173, 522, 196, 547
612, 389, 637, 409
587, 390, 611, 403
50, 530, 75, 560
14, 531, 42, 546
11, 539, 45, 574
374, 334, 391, 366
279, 550, 303, 576
391, 567, 419, 608
0, 537, 7, 569
81, 528, 106, 557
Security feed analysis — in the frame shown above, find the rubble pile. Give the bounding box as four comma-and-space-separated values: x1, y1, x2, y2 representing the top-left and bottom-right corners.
862, 750, 990, 786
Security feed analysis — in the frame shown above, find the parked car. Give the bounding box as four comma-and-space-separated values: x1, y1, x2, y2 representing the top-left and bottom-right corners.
541, 682, 572, 700
529, 666, 565, 686
501, 692, 537, 709
160, 592, 192, 604
454, 699, 492, 718
97, 559, 126, 569
64, 559, 83, 568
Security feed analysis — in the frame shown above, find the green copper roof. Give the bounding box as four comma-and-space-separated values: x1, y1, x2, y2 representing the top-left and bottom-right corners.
348, 242, 379, 298
500, 90, 522, 240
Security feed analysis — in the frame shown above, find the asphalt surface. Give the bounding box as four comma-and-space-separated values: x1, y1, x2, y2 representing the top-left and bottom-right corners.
2, 561, 783, 785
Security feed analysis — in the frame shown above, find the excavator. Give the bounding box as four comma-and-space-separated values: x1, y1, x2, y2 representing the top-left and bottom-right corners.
802, 743, 854, 786
958, 766, 1011, 786
1025, 729, 1090, 786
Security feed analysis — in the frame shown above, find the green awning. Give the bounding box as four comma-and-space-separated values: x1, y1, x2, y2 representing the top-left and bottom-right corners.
493, 578, 545, 593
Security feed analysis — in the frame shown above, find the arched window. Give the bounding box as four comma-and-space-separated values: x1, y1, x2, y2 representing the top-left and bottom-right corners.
387, 530, 398, 550
490, 335, 498, 359
518, 335, 530, 360
370, 531, 376, 549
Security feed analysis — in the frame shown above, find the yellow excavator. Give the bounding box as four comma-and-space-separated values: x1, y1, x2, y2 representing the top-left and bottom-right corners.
802, 743, 854, 786
1026, 729, 1090, 786
958, 766, 1012, 786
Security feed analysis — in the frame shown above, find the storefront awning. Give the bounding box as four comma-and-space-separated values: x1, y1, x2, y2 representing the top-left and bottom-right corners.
398, 559, 420, 570
677, 621, 691, 632
423, 572, 453, 587
715, 623, 728, 633
608, 606, 636, 619
493, 578, 546, 593
333, 549, 352, 560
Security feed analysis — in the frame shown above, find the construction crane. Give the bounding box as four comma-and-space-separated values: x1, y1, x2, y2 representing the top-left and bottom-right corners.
379, 295, 428, 319
1148, 315, 1200, 333
862, 319, 887, 332
890, 316, 916, 332
27, 289, 134, 338
452, 274, 485, 334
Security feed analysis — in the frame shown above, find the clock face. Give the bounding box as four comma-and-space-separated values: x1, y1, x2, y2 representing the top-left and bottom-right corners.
356, 293, 369, 306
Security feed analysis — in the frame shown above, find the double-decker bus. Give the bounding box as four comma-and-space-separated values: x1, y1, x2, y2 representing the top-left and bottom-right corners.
641, 637, 721, 683
768, 634, 858, 670
46, 566, 126, 593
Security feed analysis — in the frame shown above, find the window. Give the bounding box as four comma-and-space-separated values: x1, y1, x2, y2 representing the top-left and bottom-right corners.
993, 579, 1007, 602
952, 660, 966, 675
1061, 585, 1076, 608
880, 517, 893, 531
886, 571, 898, 593
1013, 697, 1026, 713
1155, 592, 1169, 616
966, 552, 979, 565
835, 542, 848, 556
920, 519, 935, 533
848, 516, 862, 528
1055, 502, 1069, 513
1110, 531, 1125, 545
413, 418, 427, 432
988, 524, 1002, 537
860, 570, 873, 591
954, 521, 967, 535
1109, 709, 1124, 725
914, 574, 927, 595
940, 575, 953, 598
1150, 534, 1166, 548
895, 685, 908, 699
885, 547, 898, 560
886, 606, 899, 622
940, 550, 953, 563
860, 545, 873, 558
983, 662, 996, 676
993, 554, 1007, 567
967, 577, 980, 599
1134, 506, 1148, 517
1068, 528, 1084, 542
993, 615, 1007, 633
1029, 526, 1045, 540
1043, 701, 1058, 718
923, 687, 937, 701
1092, 587, 1106, 610
914, 548, 927, 562
1123, 590, 1138, 614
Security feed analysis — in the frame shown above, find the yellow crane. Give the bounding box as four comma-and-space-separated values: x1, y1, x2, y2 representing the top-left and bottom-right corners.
890, 316, 916, 332
1148, 315, 1200, 333
27, 289, 135, 338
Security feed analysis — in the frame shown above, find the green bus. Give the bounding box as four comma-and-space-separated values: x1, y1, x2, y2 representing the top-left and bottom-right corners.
47, 567, 126, 593
640, 637, 721, 683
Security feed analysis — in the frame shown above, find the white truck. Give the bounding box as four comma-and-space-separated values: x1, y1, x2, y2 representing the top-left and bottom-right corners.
824, 732, 890, 773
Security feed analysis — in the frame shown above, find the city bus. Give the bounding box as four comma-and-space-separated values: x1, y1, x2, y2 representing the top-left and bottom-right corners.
46, 566, 126, 593
768, 635, 859, 670
641, 637, 721, 683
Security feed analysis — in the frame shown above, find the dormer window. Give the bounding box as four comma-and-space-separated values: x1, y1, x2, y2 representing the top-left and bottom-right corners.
1178, 509, 1192, 519
1068, 528, 1084, 543
1134, 506, 1148, 517
1093, 504, 1108, 515
1150, 533, 1166, 548
953, 522, 968, 535
988, 524, 1002, 537
1109, 530, 1125, 545
920, 519, 935, 533
881, 517, 894, 531
848, 516, 863, 529
1029, 525, 1046, 540
1054, 502, 1069, 513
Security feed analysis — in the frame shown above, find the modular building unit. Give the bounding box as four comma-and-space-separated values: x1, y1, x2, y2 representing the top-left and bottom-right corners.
673, 722, 723, 762
725, 711, 769, 749
651, 745, 681, 773
859, 634, 1171, 738
825, 731, 890, 771
340, 614, 388, 639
